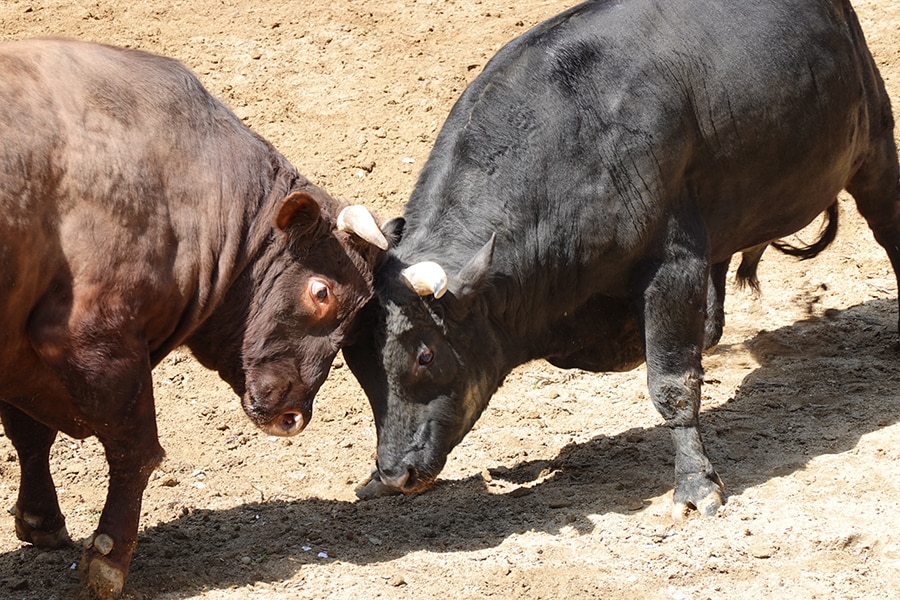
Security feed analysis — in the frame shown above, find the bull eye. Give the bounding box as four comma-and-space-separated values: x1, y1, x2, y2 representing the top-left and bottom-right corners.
309, 280, 330, 305
418, 347, 434, 367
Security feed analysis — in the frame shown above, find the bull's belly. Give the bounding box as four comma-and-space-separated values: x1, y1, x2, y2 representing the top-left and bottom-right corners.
0, 372, 95, 440
541, 295, 645, 372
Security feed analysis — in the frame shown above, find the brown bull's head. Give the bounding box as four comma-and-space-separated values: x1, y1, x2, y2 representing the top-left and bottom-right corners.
195, 189, 391, 436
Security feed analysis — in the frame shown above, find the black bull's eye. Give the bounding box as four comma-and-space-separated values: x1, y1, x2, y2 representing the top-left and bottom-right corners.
418, 347, 434, 366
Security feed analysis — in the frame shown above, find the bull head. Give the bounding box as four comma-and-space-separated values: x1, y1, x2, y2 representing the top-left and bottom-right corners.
347, 233, 500, 495
237, 191, 391, 438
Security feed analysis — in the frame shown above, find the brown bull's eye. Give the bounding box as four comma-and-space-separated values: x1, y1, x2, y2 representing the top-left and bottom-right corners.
310, 280, 329, 303
418, 348, 434, 366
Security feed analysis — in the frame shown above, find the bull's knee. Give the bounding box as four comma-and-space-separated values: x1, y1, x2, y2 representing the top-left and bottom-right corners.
648, 371, 702, 425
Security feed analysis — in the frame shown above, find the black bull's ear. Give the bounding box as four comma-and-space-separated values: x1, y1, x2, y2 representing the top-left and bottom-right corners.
451, 233, 496, 301
382, 217, 405, 248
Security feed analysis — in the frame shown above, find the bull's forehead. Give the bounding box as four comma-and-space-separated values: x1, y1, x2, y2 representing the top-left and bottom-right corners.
383, 294, 438, 335
375, 254, 454, 337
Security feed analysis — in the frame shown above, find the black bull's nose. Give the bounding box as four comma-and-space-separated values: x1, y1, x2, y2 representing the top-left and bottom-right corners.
375, 460, 439, 494
377, 464, 414, 491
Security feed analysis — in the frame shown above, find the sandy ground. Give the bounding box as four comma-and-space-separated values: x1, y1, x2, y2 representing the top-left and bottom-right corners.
2, 1, 900, 598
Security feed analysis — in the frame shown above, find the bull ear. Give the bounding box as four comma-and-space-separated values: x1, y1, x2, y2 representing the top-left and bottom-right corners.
451, 234, 496, 300
382, 217, 405, 248
275, 191, 321, 236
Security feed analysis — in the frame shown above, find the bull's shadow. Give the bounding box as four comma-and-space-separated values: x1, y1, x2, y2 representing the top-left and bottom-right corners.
1, 299, 898, 599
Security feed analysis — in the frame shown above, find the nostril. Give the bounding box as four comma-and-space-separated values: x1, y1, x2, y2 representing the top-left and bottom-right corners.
276, 411, 305, 434
378, 465, 417, 491
405, 466, 418, 487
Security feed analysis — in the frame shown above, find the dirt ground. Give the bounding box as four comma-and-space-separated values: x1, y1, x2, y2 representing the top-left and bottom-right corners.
2, 0, 900, 598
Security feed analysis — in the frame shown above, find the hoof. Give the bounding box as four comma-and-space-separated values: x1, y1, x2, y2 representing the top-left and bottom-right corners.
85, 533, 115, 556
10, 506, 71, 548
671, 472, 725, 521
81, 552, 126, 600
696, 489, 725, 517
671, 490, 723, 521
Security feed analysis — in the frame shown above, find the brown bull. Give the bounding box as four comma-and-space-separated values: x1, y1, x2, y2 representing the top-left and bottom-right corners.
0, 38, 388, 598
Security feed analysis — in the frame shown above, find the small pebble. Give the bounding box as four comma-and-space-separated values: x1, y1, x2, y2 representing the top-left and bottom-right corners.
626, 499, 648, 511
749, 541, 777, 559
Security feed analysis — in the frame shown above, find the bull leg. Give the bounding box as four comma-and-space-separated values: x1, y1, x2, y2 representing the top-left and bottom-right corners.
78, 365, 164, 600
846, 131, 900, 338
29, 299, 167, 598
640, 213, 723, 520
703, 260, 730, 352
33, 314, 167, 599
0, 401, 71, 548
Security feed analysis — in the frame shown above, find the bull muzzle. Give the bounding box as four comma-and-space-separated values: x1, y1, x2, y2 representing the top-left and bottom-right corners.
241, 379, 313, 437
265, 409, 309, 436
375, 462, 436, 495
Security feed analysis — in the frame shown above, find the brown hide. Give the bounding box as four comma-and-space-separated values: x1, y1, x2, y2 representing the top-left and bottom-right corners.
0, 38, 383, 599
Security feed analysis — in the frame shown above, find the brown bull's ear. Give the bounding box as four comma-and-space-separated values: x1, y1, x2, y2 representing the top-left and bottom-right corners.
275, 191, 321, 236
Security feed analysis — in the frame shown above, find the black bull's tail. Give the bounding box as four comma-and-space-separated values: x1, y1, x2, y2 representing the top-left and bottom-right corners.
735, 201, 839, 290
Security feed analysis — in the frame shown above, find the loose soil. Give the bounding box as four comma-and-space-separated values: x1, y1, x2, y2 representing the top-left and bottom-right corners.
2, 1, 900, 599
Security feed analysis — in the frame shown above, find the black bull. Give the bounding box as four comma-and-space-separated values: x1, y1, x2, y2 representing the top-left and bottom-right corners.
344, 0, 900, 518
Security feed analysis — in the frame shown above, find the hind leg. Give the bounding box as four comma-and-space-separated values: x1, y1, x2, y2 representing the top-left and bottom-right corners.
703, 260, 729, 352
0, 401, 71, 548
846, 132, 900, 336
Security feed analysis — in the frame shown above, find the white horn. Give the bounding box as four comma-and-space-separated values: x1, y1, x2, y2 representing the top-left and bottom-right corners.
400, 261, 449, 299
337, 205, 389, 250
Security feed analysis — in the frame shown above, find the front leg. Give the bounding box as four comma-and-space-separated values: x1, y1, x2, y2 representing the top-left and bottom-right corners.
641, 213, 724, 520
30, 303, 167, 598
0, 402, 71, 548
79, 367, 164, 600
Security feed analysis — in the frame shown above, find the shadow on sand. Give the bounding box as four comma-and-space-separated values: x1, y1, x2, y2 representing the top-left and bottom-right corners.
2, 299, 898, 598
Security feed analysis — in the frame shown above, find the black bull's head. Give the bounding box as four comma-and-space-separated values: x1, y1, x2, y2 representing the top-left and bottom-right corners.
344, 235, 502, 493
